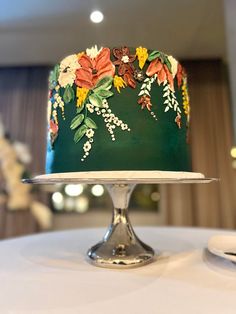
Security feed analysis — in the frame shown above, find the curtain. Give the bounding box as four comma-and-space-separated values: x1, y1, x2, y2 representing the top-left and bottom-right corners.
0, 66, 50, 175
160, 60, 236, 229
0, 66, 50, 238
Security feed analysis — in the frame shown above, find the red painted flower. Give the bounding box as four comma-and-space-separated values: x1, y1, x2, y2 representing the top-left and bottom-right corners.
75, 48, 115, 89
138, 95, 152, 111
49, 119, 58, 134
176, 63, 186, 88
49, 119, 59, 146
175, 114, 182, 129
113, 47, 136, 88
146, 58, 174, 91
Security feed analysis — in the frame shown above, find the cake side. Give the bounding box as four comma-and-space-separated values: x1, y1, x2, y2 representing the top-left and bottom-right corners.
46, 46, 191, 173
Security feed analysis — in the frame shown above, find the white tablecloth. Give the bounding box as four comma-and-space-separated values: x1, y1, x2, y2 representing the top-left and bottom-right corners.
0, 227, 235, 314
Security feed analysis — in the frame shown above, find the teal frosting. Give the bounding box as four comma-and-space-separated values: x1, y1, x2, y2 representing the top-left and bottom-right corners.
46, 47, 191, 173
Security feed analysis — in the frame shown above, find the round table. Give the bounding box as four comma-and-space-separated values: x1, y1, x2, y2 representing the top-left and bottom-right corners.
0, 227, 235, 314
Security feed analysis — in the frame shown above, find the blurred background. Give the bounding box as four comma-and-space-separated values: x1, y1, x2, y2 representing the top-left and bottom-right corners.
0, 0, 236, 238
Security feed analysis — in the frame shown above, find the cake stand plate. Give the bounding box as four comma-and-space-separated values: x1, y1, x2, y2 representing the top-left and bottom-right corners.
23, 171, 217, 268
23, 170, 216, 185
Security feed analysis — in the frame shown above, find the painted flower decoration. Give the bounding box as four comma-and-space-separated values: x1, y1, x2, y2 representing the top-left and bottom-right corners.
75, 47, 115, 89
49, 119, 59, 145
76, 87, 89, 107
175, 114, 181, 129
49, 119, 58, 133
113, 75, 127, 93
146, 58, 174, 91
86, 129, 94, 138
134, 70, 145, 82
138, 95, 152, 111
49, 45, 189, 158
168, 55, 178, 78
58, 54, 80, 88
176, 63, 185, 88
113, 47, 136, 88
136, 47, 148, 69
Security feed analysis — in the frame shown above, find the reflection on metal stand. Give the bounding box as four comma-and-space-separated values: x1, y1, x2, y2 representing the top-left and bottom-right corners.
87, 184, 155, 268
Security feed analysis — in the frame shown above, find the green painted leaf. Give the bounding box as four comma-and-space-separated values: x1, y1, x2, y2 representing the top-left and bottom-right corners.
95, 89, 114, 98
76, 103, 85, 113
89, 93, 103, 107
159, 52, 165, 63
73, 124, 88, 143
164, 56, 172, 73
63, 85, 75, 104
93, 76, 113, 92
49, 64, 59, 90
70, 114, 84, 130
148, 51, 160, 61
84, 117, 97, 129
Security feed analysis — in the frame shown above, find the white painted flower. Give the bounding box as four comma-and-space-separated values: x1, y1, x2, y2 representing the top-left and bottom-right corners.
86, 45, 103, 59
121, 123, 128, 130
86, 129, 94, 138
83, 141, 91, 152
58, 71, 76, 88
60, 54, 80, 72
86, 103, 94, 113
102, 99, 109, 109
58, 54, 80, 88
168, 55, 178, 78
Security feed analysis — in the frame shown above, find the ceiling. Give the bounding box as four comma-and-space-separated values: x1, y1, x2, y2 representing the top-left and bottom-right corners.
0, 0, 226, 65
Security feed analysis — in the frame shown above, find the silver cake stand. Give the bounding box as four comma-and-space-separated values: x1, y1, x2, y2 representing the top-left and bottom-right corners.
23, 171, 217, 269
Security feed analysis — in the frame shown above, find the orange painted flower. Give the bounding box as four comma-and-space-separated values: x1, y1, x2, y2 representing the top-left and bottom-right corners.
49, 119, 58, 134
49, 119, 59, 145
138, 95, 152, 111
176, 63, 186, 88
75, 48, 115, 89
146, 59, 174, 91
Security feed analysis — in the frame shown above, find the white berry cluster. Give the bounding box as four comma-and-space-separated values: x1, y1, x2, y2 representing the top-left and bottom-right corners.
49, 85, 65, 122
86, 99, 130, 142
150, 111, 158, 121
81, 128, 95, 162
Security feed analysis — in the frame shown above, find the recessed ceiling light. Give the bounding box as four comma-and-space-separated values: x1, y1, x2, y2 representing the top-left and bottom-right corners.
90, 10, 104, 23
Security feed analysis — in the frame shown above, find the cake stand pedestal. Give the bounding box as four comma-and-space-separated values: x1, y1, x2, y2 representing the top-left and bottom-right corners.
87, 184, 154, 268
23, 171, 216, 268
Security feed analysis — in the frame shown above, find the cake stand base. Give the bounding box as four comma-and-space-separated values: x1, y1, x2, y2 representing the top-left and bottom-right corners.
23, 171, 217, 269
87, 184, 155, 268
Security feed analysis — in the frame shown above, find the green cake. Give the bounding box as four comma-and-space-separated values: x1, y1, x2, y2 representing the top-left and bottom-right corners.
46, 45, 191, 173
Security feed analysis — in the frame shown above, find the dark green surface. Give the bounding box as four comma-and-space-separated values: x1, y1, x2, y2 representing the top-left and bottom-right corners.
46, 48, 191, 173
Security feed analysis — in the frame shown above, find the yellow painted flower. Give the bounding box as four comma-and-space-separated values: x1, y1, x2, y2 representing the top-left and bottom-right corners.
136, 47, 148, 69
77, 51, 84, 60
182, 77, 190, 116
76, 87, 89, 107
113, 75, 127, 93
